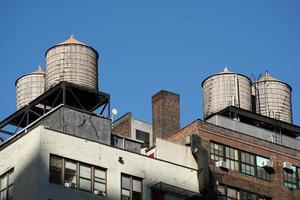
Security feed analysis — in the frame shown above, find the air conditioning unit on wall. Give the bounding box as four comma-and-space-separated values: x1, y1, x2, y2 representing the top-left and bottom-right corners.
94, 190, 105, 196
262, 160, 273, 168
283, 162, 293, 171
65, 182, 76, 189
215, 161, 229, 169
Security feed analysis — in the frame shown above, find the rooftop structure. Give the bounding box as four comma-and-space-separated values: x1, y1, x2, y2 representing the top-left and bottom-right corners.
252, 71, 293, 123
202, 67, 252, 119
15, 65, 45, 110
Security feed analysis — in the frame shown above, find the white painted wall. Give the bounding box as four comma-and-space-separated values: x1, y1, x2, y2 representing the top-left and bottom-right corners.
0, 127, 42, 200
155, 138, 198, 169
0, 125, 199, 200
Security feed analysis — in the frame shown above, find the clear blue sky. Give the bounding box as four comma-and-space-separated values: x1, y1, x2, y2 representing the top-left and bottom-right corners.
1, 0, 300, 138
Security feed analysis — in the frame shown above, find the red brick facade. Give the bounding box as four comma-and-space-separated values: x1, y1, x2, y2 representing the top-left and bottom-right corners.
112, 112, 132, 137
152, 90, 180, 140
168, 120, 300, 200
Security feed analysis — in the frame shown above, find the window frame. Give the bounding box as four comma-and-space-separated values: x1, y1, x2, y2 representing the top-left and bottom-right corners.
283, 165, 298, 189
256, 156, 271, 181
49, 154, 107, 196
225, 146, 240, 172
121, 173, 143, 200
210, 142, 225, 162
217, 184, 270, 200
210, 141, 272, 181
0, 168, 14, 200
240, 151, 256, 177
135, 130, 150, 148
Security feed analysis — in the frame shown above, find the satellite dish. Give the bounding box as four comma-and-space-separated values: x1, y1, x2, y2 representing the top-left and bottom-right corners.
112, 108, 118, 115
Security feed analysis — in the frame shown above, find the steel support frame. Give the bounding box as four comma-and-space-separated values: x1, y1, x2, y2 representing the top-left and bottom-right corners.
0, 81, 110, 136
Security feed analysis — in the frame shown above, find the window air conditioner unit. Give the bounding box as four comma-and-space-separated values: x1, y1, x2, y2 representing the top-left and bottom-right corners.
283, 162, 293, 171
65, 182, 76, 189
94, 190, 105, 196
216, 161, 229, 169
262, 160, 273, 168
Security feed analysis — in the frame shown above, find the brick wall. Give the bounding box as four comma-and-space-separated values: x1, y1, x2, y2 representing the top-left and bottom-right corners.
168, 119, 300, 200
152, 90, 180, 140
112, 112, 132, 137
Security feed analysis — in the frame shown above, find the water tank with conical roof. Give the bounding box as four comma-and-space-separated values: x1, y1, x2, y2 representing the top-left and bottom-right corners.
15, 65, 45, 110
202, 67, 252, 118
252, 72, 292, 123
45, 35, 99, 91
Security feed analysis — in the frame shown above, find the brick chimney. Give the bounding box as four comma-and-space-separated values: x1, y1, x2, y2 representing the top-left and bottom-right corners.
152, 90, 180, 141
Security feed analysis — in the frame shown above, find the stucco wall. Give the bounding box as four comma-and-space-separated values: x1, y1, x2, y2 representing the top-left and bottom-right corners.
0, 125, 199, 200
0, 127, 42, 200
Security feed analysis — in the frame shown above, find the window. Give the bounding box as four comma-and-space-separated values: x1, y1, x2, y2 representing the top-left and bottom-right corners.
94, 168, 107, 196
64, 160, 77, 188
210, 142, 271, 181
283, 165, 297, 189
49, 156, 63, 184
256, 157, 271, 181
298, 168, 300, 189
79, 164, 91, 191
210, 143, 224, 162
121, 174, 142, 200
227, 187, 239, 200
240, 190, 259, 200
225, 146, 239, 172
241, 152, 255, 176
49, 155, 107, 196
136, 130, 150, 148
0, 169, 14, 200
217, 184, 270, 200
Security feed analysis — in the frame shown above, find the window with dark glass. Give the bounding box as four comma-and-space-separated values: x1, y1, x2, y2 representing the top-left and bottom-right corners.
225, 146, 239, 172
50, 156, 63, 184
241, 151, 255, 176
0, 169, 14, 200
136, 130, 150, 148
49, 155, 107, 196
240, 190, 257, 200
210, 142, 224, 161
283, 165, 297, 189
121, 174, 142, 200
217, 184, 270, 200
256, 156, 271, 181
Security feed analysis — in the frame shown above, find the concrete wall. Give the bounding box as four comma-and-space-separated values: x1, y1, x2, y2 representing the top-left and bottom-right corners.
0, 125, 199, 200
43, 106, 111, 145
155, 138, 197, 169
40, 126, 199, 200
206, 115, 300, 151
0, 127, 42, 200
